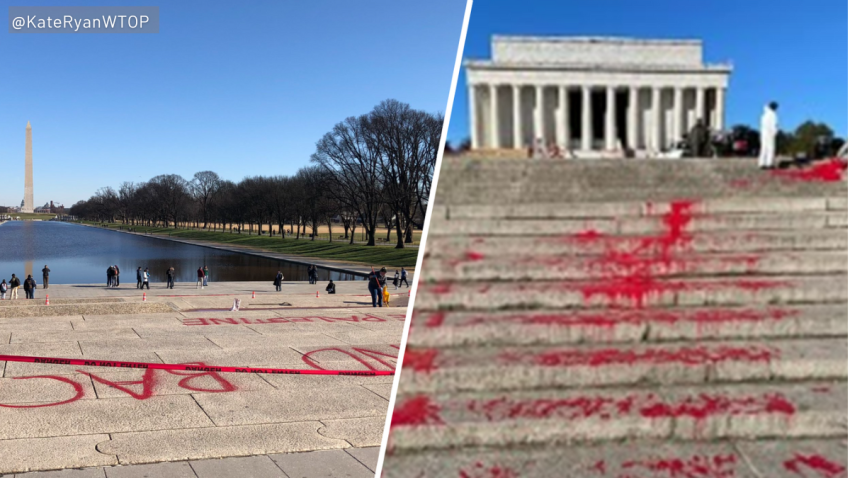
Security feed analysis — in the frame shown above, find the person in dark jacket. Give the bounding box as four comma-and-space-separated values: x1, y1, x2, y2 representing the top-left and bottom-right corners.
9, 274, 20, 300
367, 267, 387, 307
326, 280, 336, 294
23, 275, 36, 300
113, 265, 120, 287
107, 266, 114, 287
273, 271, 283, 292
166, 267, 175, 289
42, 265, 50, 289
136, 267, 143, 289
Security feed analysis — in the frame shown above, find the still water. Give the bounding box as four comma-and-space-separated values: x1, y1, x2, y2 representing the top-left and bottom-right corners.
0, 222, 361, 284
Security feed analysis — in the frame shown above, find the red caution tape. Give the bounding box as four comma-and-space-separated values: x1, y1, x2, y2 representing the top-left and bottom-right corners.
0, 354, 394, 376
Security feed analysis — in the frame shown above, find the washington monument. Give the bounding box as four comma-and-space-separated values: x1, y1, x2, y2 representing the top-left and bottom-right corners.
22, 121, 33, 213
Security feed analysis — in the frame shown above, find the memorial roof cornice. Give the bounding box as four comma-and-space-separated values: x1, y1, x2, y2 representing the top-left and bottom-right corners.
464, 59, 733, 73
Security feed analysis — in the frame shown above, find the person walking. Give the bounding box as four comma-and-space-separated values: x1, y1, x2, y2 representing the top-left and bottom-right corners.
9, 274, 20, 300
0, 279, 7, 300
42, 265, 50, 289
367, 267, 387, 308
196, 267, 205, 289
136, 267, 143, 289
166, 267, 175, 289
114, 265, 120, 287
400, 267, 409, 288
203, 266, 209, 287
758, 102, 780, 169
23, 275, 36, 300
141, 268, 150, 290
393, 270, 400, 290
274, 271, 283, 292
326, 279, 336, 294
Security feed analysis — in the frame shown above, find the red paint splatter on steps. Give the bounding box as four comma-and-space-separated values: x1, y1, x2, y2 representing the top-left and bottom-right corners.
425, 311, 446, 327
391, 395, 443, 427
783, 453, 847, 477
467, 392, 796, 422
620, 454, 737, 478
428, 283, 453, 295
459, 462, 521, 478
772, 158, 848, 183
466, 251, 486, 261
501, 344, 777, 368
403, 348, 439, 373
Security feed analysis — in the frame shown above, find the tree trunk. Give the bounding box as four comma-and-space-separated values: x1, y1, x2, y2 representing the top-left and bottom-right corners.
394, 214, 405, 249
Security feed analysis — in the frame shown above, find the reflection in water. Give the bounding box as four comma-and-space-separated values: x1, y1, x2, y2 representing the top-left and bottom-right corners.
0, 222, 363, 284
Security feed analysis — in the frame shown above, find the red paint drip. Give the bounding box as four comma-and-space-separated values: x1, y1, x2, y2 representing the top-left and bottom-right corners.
459, 462, 521, 478
403, 348, 439, 374
620, 454, 737, 478
505, 345, 777, 368
466, 251, 486, 261
425, 312, 446, 328
391, 395, 443, 428
467, 392, 795, 422
772, 158, 847, 183
783, 453, 846, 477
429, 283, 453, 295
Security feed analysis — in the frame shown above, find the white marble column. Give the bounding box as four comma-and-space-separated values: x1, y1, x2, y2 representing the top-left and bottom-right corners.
512, 85, 522, 149
715, 87, 726, 131
581, 86, 592, 151
651, 87, 662, 152
534, 85, 544, 143
557, 86, 568, 149
673, 87, 684, 144
469, 85, 479, 149
605, 86, 617, 150
628, 86, 638, 150
489, 84, 499, 149
695, 87, 706, 124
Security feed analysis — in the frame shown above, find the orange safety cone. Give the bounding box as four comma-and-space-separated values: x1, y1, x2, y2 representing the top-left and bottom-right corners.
316, 291, 319, 298
142, 293, 147, 302
45, 294, 49, 305
251, 291, 256, 299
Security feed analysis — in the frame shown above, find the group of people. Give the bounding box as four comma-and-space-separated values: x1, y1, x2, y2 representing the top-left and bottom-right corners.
106, 265, 121, 287
0, 274, 37, 300
129, 265, 209, 290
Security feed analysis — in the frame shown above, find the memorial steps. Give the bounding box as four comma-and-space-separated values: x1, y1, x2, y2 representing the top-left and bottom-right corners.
383, 158, 848, 477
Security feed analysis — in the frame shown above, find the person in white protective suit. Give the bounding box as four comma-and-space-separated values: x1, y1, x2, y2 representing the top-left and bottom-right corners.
758, 102, 779, 169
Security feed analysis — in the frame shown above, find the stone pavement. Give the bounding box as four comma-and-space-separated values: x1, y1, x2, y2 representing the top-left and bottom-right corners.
384, 158, 848, 477
3, 448, 379, 477
0, 281, 410, 475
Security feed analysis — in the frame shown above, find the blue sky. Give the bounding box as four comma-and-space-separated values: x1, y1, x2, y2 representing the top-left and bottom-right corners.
0, 0, 467, 207
447, 0, 848, 145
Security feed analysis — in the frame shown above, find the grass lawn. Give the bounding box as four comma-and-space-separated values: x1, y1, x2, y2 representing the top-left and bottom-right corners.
83, 222, 421, 268
5, 213, 56, 220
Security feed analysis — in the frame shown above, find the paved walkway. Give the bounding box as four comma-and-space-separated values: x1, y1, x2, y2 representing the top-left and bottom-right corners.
3, 448, 379, 477
0, 282, 407, 475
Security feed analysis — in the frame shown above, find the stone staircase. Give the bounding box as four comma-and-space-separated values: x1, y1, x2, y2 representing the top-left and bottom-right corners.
384, 158, 848, 478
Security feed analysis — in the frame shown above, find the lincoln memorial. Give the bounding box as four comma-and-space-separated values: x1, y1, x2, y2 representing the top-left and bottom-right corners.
465, 36, 732, 157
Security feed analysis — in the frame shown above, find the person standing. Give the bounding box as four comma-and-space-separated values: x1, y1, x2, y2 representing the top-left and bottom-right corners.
142, 268, 150, 290
23, 275, 36, 300
758, 102, 779, 169
107, 266, 114, 287
42, 265, 50, 289
196, 267, 205, 289
203, 266, 209, 287
367, 267, 387, 308
166, 267, 175, 289
325, 279, 336, 294
274, 271, 283, 292
400, 267, 409, 288
0, 279, 7, 300
393, 270, 400, 290
136, 267, 143, 289
9, 274, 20, 300
114, 265, 120, 287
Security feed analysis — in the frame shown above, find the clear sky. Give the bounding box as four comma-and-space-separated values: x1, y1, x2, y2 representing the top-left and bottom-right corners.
446, 0, 848, 145
0, 0, 467, 207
